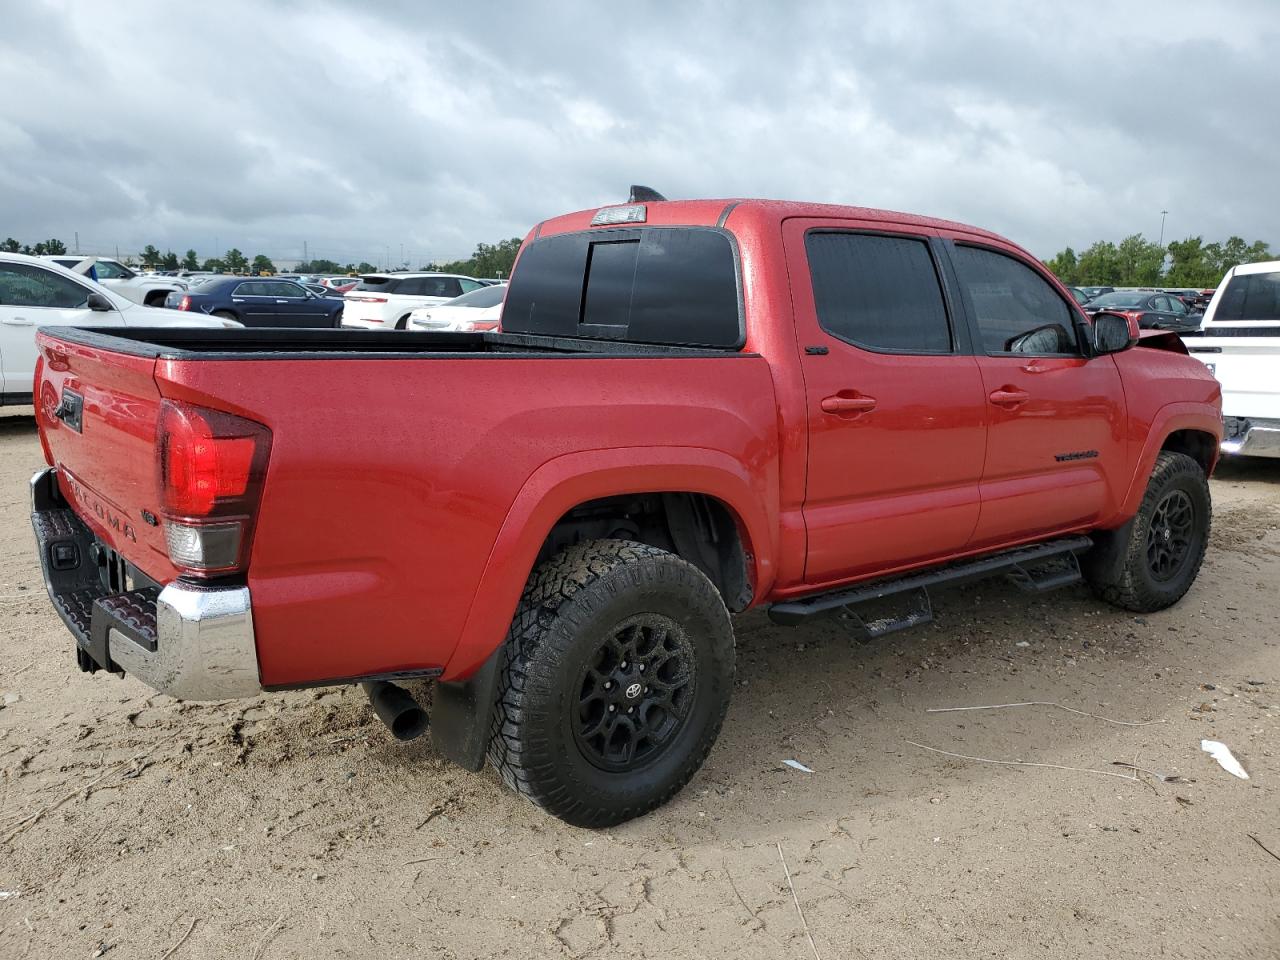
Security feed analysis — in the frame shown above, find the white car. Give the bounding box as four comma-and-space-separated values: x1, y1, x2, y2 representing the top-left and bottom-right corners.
1184, 260, 1280, 457
407, 283, 506, 332
44, 255, 187, 308
342, 272, 486, 329
1, 253, 239, 406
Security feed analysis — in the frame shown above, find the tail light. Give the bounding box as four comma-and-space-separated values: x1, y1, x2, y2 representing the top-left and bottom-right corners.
459, 319, 499, 332
178, 295, 191, 311
157, 400, 271, 577
347, 296, 387, 304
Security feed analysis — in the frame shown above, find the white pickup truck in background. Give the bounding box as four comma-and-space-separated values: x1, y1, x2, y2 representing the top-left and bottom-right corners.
1186, 260, 1280, 458
44, 255, 186, 307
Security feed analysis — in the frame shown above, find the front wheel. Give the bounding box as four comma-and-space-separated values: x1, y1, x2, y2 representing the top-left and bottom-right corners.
1086, 451, 1210, 612
487, 540, 734, 827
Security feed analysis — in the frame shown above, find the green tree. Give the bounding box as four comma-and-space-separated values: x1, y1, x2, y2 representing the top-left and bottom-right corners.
251, 254, 276, 275
1, 237, 20, 252
223, 248, 248, 273
182, 249, 199, 270
31, 239, 66, 255
355, 261, 377, 273
295, 258, 342, 274
1166, 237, 1215, 288
1115, 234, 1165, 286
201, 258, 224, 272
161, 250, 180, 271
1044, 247, 1079, 285
1076, 240, 1122, 285
141, 244, 162, 268
427, 237, 523, 279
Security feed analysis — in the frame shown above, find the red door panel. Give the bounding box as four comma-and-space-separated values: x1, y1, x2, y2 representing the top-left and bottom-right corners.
783, 218, 988, 584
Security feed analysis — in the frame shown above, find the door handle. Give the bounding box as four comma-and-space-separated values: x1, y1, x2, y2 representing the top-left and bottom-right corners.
821, 394, 877, 414
989, 388, 1030, 408
2, 316, 34, 326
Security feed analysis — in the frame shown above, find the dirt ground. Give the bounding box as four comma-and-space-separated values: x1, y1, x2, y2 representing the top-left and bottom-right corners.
1, 407, 1278, 960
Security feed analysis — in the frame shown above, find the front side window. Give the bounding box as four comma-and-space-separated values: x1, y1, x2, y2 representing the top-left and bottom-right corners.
94, 260, 133, 279
268, 281, 304, 297
0, 263, 90, 308
952, 246, 1079, 355
805, 232, 952, 353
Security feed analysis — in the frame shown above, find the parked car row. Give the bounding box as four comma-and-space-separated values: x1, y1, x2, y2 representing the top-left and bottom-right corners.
0, 252, 239, 405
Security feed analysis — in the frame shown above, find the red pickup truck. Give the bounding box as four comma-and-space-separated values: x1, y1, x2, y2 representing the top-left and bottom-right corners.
29, 195, 1221, 826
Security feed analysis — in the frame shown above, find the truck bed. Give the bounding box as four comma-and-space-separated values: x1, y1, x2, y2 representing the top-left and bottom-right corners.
48, 326, 744, 359
34, 325, 776, 689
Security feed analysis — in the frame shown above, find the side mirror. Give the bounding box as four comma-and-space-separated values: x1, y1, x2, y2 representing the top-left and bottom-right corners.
1092, 311, 1139, 354
86, 291, 114, 312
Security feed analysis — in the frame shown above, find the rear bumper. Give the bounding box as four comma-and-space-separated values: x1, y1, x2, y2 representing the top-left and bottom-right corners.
1221, 417, 1280, 458
340, 317, 390, 329
30, 468, 261, 700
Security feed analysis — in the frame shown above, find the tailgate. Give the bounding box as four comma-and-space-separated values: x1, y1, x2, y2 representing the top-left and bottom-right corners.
1187, 337, 1280, 419
35, 331, 178, 582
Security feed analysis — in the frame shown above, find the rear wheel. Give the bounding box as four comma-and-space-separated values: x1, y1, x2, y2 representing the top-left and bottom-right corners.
1086, 451, 1210, 612
487, 539, 734, 827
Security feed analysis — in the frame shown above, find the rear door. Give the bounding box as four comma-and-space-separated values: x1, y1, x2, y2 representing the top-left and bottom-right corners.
784, 219, 988, 583
230, 281, 277, 326
942, 239, 1127, 548
0, 261, 114, 399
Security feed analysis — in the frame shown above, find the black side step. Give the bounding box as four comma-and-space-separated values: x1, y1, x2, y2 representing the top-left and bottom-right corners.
767, 535, 1093, 633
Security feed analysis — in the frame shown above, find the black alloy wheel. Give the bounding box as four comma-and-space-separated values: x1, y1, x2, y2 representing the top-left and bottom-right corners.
573, 615, 696, 772
1146, 489, 1195, 581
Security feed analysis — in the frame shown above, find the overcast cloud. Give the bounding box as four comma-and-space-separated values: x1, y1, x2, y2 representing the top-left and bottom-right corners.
1, 0, 1276, 266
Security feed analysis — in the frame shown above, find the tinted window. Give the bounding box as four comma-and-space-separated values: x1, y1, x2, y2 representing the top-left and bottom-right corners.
234, 281, 269, 296
458, 278, 482, 293
422, 277, 463, 298
93, 260, 132, 279
503, 228, 741, 347
805, 233, 951, 352
1215, 271, 1280, 322
354, 276, 399, 293
0, 264, 91, 308
952, 246, 1079, 355
269, 281, 305, 297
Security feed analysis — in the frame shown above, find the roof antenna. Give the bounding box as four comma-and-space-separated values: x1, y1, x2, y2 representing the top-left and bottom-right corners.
628, 185, 667, 203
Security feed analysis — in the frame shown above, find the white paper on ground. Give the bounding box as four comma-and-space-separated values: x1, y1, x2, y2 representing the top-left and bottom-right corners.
1201, 739, 1249, 780
782, 759, 814, 773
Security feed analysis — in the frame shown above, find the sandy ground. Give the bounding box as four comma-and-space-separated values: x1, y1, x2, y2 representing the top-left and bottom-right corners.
1, 406, 1278, 960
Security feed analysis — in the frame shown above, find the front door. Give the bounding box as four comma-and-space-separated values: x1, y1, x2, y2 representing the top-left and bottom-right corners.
267, 281, 329, 327
784, 220, 988, 584
0, 262, 107, 399
943, 240, 1127, 548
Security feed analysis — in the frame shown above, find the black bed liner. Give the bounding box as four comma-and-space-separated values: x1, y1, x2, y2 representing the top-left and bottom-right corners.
43, 326, 758, 361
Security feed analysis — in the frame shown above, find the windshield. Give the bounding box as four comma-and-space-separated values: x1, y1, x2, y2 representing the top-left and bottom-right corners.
447, 284, 506, 308
1090, 291, 1148, 308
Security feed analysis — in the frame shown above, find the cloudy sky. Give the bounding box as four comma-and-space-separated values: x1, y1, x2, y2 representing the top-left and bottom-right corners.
2, 0, 1276, 267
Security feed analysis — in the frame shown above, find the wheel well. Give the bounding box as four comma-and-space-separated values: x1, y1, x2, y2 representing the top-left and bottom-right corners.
538, 493, 754, 611
144, 291, 169, 306
1161, 429, 1217, 473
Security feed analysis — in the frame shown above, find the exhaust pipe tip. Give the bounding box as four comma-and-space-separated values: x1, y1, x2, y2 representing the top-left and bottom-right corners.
362, 680, 429, 742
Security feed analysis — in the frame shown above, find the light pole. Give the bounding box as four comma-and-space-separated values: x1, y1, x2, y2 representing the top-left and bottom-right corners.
1159, 210, 1169, 246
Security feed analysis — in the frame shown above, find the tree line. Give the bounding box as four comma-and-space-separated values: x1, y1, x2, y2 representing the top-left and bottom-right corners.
4, 234, 524, 280
1044, 234, 1272, 289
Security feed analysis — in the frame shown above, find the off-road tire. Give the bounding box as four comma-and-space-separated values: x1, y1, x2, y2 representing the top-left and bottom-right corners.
1087, 451, 1210, 612
487, 539, 734, 827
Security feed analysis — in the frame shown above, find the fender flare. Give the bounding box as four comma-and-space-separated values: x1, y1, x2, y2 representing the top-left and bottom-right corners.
439, 445, 779, 682
1116, 402, 1222, 520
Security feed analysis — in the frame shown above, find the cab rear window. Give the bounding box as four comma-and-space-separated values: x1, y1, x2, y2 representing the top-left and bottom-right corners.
1214, 272, 1280, 323
502, 227, 742, 348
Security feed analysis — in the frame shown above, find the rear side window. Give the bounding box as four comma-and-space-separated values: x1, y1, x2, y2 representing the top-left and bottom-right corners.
502, 227, 741, 348
952, 246, 1079, 355
1214, 271, 1280, 322
805, 233, 952, 352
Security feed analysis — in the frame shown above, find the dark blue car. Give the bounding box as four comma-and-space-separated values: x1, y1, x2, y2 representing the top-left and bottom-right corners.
168, 276, 344, 327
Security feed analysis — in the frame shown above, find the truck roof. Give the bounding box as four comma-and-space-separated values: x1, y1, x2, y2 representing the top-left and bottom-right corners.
535, 198, 1009, 245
